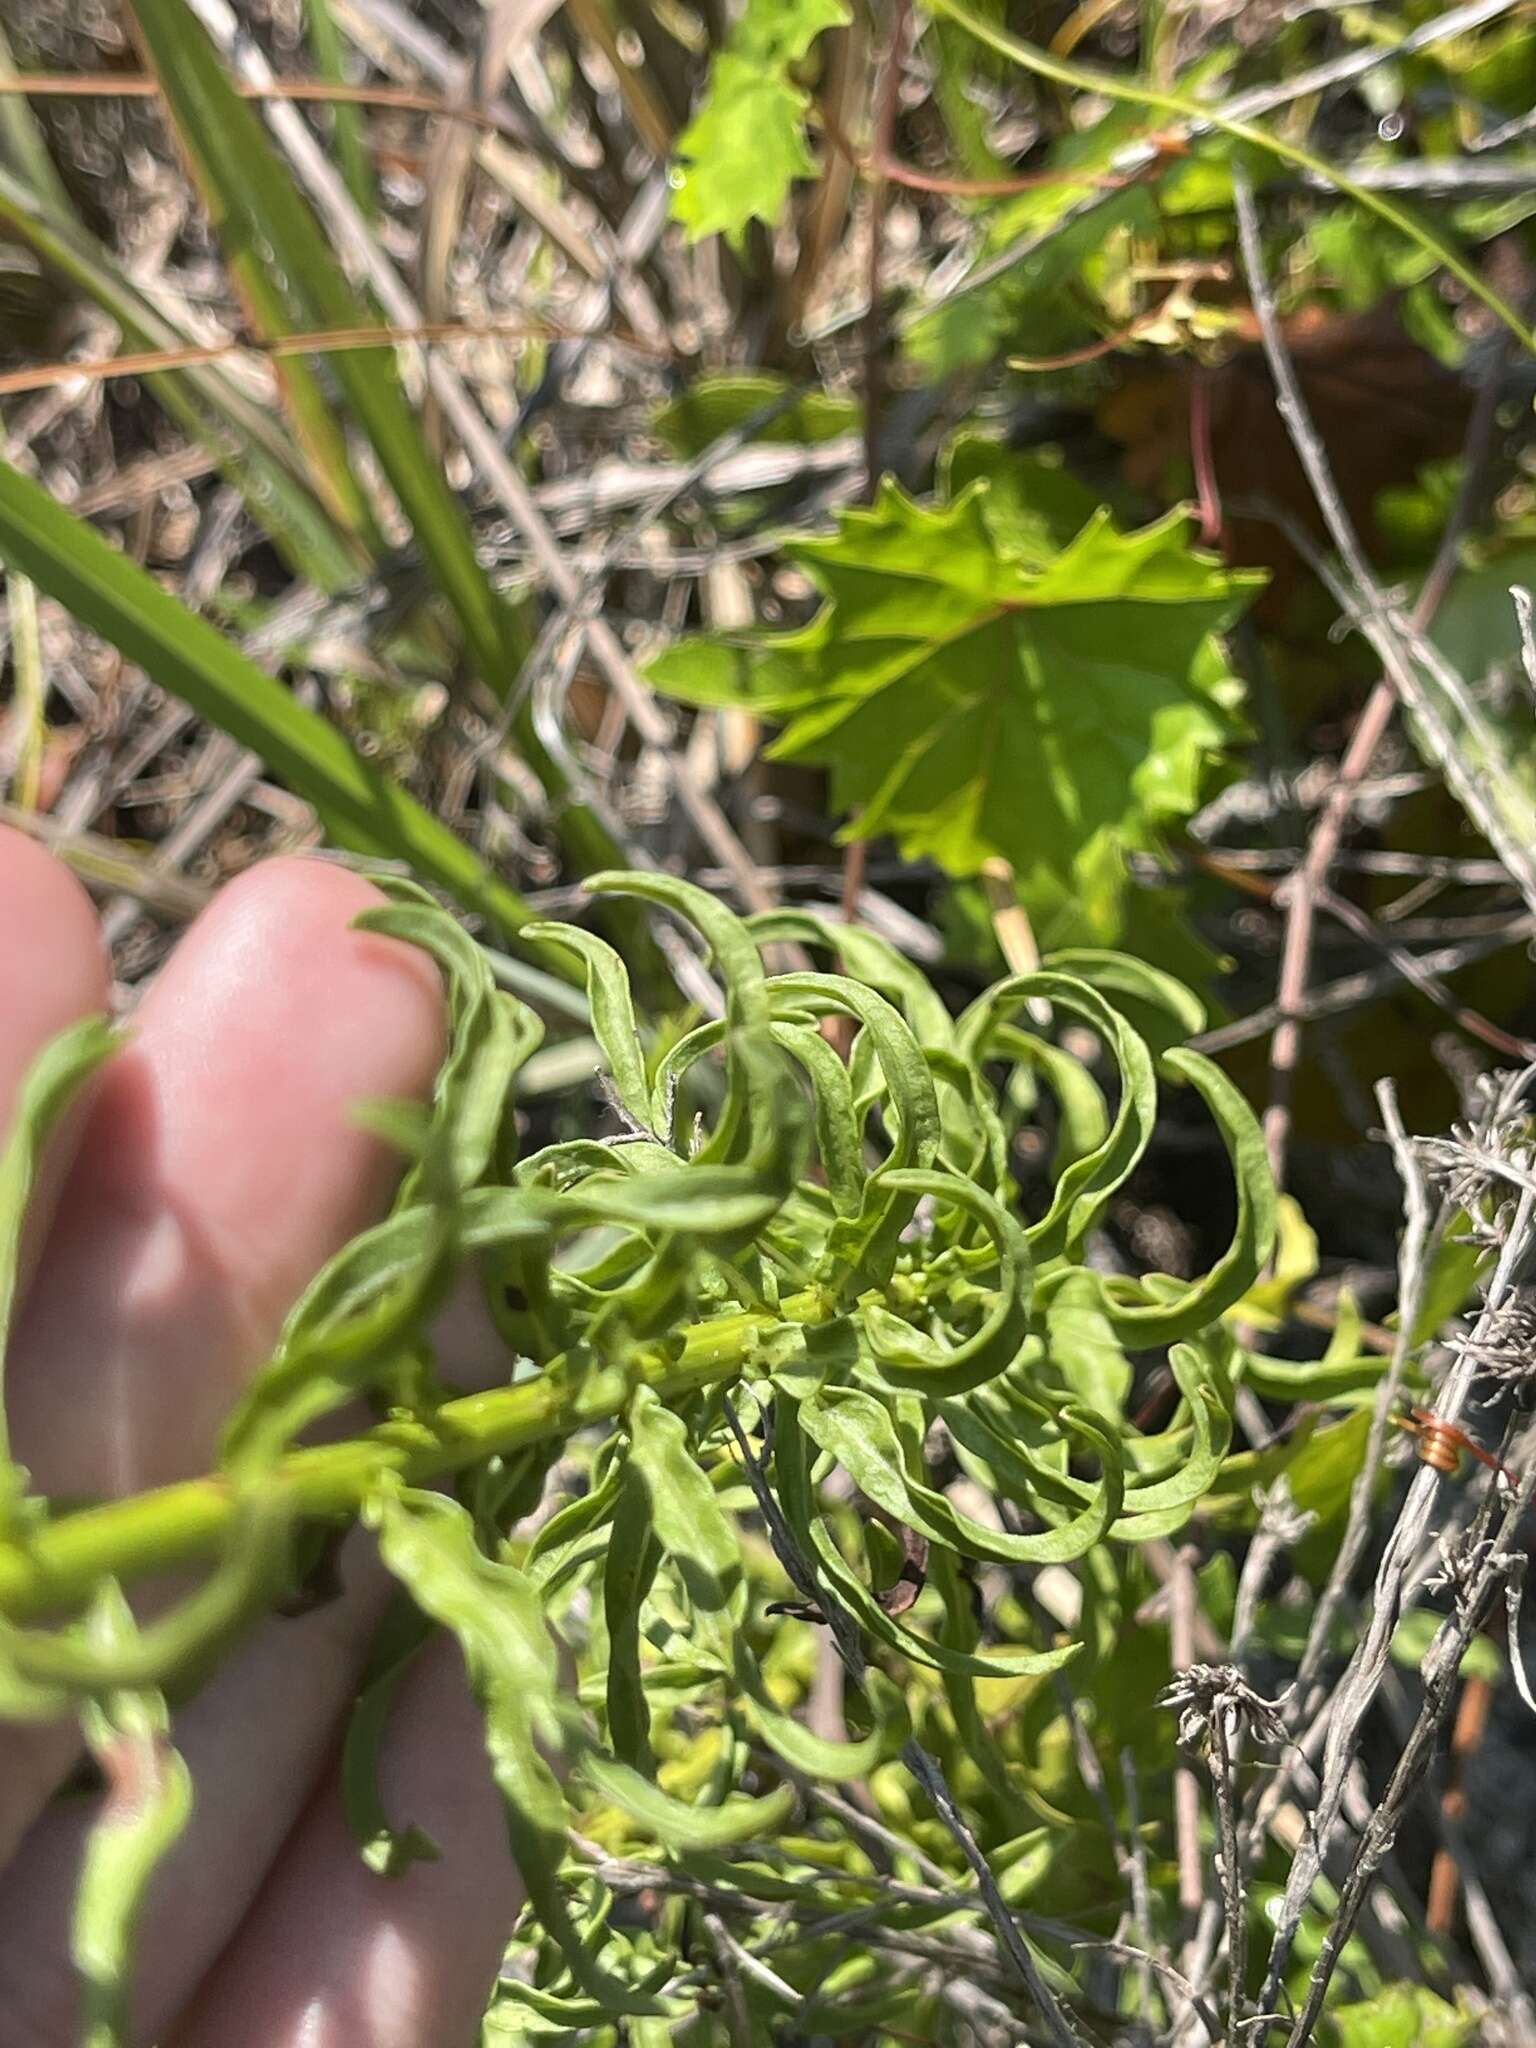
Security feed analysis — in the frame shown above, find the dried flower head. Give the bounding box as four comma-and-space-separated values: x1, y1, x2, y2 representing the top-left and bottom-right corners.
1158, 1665, 1290, 1755
1418, 1065, 1536, 1247
1451, 1292, 1536, 1398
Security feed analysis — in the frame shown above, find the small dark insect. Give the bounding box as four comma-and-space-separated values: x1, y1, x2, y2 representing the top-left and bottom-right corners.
1392, 1404, 1519, 1487
766, 1513, 929, 1624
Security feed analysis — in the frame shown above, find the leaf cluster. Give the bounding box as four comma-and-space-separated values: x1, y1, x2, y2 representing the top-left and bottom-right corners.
0, 881, 1305, 2037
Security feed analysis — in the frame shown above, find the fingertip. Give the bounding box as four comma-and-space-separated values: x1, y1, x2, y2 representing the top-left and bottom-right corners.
4, 855, 456, 1501
176, 856, 446, 1047
122, 857, 450, 1322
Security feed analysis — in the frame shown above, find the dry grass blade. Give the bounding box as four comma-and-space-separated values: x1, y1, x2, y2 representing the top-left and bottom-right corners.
0, 315, 614, 400
0, 70, 504, 125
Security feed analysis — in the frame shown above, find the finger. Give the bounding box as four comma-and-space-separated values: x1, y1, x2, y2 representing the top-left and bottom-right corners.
0, 830, 113, 1869
0, 859, 445, 1872
168, 1631, 517, 2048
8, 854, 445, 1499
0, 826, 111, 1270
0, 1531, 397, 2048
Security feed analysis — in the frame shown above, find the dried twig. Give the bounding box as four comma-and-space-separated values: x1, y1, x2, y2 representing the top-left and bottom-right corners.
1167, 1550, 1207, 1927
1230, 1481, 1312, 1667
1119, 1749, 1160, 2036
1233, 172, 1536, 1191
1514, 585, 1536, 700
1228, 174, 1525, 1183
1260, 1081, 1536, 2027
1283, 1425, 1536, 2046
189, 0, 778, 924
1192, 919, 1536, 1056
1287, 1086, 1437, 1722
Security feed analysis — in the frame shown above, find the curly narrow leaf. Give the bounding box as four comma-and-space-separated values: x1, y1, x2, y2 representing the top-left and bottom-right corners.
524, 923, 652, 1133
0, 1015, 118, 1515
1043, 1047, 1276, 1349
1113, 1337, 1235, 1534
770, 1022, 866, 1216
72, 1587, 193, 2048
1044, 946, 1208, 1047
959, 972, 1157, 1259
747, 909, 956, 1049
735, 1645, 905, 1776
801, 1385, 1122, 1564
991, 1027, 1108, 1183
587, 871, 781, 1171
773, 1394, 1078, 1680
860, 1169, 1033, 1396
219, 1203, 456, 1475
369, 1482, 662, 2016
528, 1448, 627, 1594
625, 1384, 743, 1639
602, 1465, 661, 1770
357, 896, 540, 1196
943, 1384, 1136, 1554
768, 972, 940, 1288
588, 871, 768, 1033
567, 1161, 791, 1240
578, 1750, 796, 1850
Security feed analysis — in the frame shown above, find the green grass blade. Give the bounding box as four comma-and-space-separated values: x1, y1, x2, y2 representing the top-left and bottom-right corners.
0, 454, 562, 960
124, 13, 375, 547
0, 23, 71, 214
126, 0, 666, 975
129, 0, 523, 696
304, 0, 380, 219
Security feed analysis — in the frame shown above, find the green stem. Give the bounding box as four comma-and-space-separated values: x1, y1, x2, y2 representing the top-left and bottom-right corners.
0, 1301, 812, 1624
921, 0, 1536, 355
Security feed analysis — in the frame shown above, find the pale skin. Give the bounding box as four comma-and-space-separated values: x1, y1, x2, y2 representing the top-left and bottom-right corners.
0, 825, 521, 2047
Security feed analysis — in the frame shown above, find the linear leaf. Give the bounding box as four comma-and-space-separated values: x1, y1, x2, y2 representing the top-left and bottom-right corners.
72, 1588, 193, 2048
0, 455, 560, 952
129, 0, 517, 688
0, 1017, 118, 1521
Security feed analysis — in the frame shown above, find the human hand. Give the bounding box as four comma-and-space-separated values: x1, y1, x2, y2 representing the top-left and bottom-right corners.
0, 828, 518, 2047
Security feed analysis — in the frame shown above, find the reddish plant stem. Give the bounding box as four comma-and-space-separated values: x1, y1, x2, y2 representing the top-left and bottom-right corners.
1189, 367, 1223, 549
862, 0, 912, 494
1263, 680, 1396, 1182
0, 69, 503, 126
823, 0, 909, 1069
1425, 1662, 1494, 1937
818, 96, 1161, 199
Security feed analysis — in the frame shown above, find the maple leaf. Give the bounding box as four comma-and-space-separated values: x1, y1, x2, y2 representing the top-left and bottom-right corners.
649, 446, 1262, 938
670, 0, 849, 245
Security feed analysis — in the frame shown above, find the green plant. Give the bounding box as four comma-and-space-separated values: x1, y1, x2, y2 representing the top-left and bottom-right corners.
4, 0, 1535, 2035
649, 437, 1261, 945
0, 876, 1283, 2039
